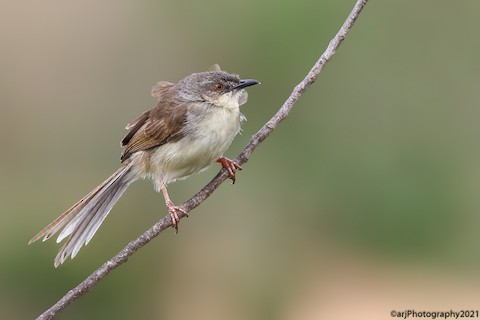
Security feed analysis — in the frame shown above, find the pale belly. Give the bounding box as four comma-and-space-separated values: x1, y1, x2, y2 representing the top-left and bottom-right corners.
134, 107, 242, 189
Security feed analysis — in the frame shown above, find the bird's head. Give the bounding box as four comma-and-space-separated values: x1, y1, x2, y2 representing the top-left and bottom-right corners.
176, 71, 259, 109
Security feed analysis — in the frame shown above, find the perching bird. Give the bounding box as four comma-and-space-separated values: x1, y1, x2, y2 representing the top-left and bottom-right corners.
29, 67, 259, 267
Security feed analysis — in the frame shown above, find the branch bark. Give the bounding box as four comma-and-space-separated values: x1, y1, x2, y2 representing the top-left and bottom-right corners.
35, 1, 369, 319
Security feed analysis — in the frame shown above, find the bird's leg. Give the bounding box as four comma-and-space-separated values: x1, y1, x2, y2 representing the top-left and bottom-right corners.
216, 157, 242, 184
160, 181, 188, 233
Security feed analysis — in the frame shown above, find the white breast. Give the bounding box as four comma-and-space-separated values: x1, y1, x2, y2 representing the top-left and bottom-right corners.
145, 99, 243, 188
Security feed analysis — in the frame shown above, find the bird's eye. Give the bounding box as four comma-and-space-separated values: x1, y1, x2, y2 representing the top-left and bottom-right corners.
214, 83, 224, 91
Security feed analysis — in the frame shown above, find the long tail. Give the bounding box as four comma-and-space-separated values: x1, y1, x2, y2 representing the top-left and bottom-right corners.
29, 162, 134, 267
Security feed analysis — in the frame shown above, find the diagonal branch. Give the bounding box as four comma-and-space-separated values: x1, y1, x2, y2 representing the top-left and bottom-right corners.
35, 1, 369, 319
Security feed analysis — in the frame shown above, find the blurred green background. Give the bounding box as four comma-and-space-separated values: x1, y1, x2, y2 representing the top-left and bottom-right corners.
2, 1, 480, 319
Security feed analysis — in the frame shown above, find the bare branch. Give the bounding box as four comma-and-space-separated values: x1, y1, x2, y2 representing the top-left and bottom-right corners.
35, 1, 369, 319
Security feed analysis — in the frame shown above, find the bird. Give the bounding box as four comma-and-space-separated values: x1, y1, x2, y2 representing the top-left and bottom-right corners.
28, 67, 259, 267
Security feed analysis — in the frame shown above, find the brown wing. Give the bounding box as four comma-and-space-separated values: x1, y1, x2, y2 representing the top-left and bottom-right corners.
151, 81, 174, 100
120, 82, 188, 162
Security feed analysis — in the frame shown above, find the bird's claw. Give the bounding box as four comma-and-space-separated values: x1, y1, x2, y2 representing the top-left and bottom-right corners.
216, 157, 242, 184
166, 202, 188, 233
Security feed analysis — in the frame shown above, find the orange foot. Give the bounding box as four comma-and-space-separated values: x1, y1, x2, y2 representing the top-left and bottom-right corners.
216, 157, 242, 184
165, 200, 188, 233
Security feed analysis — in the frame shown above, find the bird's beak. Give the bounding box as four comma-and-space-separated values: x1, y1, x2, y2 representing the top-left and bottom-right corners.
233, 79, 260, 90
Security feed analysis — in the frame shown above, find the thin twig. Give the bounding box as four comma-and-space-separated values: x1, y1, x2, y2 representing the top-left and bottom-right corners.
35, 1, 369, 319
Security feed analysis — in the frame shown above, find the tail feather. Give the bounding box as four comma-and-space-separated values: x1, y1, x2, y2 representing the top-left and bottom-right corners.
29, 163, 134, 267
56, 177, 129, 266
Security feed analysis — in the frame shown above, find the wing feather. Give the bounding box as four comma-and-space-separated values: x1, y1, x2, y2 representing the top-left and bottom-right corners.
120, 82, 187, 162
